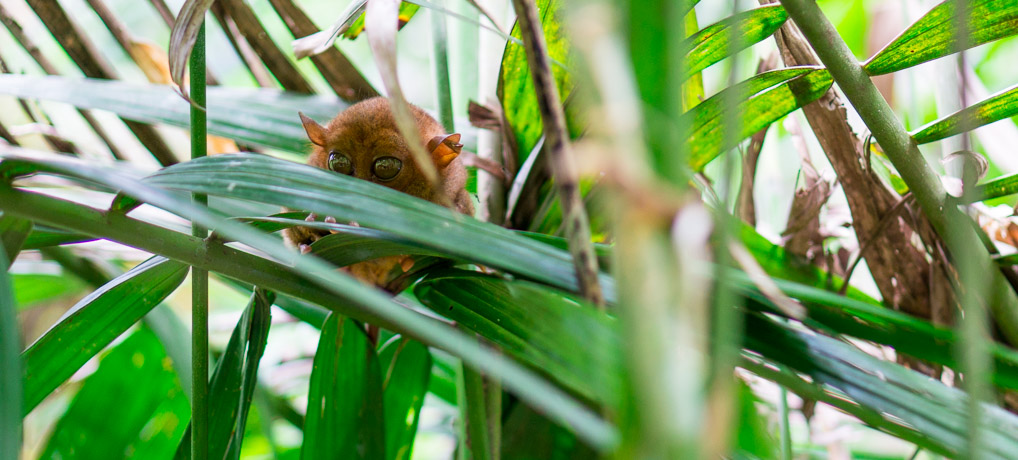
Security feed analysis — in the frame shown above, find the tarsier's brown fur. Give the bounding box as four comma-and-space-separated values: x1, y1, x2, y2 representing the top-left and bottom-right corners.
284, 97, 474, 287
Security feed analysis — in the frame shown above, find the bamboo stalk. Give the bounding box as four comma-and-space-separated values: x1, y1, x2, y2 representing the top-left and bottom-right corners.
777, 0, 1018, 345
189, 22, 209, 460
508, 0, 603, 307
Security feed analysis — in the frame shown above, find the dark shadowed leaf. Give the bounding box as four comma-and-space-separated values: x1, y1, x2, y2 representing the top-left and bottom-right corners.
21, 256, 188, 415
0, 213, 32, 264
864, 0, 1018, 75
41, 328, 189, 459
302, 314, 385, 459
912, 83, 1018, 144
379, 336, 431, 460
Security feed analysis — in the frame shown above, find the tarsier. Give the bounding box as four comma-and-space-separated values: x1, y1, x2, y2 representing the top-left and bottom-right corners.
284, 97, 474, 289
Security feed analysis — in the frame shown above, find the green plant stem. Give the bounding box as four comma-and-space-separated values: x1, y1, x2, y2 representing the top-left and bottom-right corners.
463, 365, 492, 460
190, 21, 208, 460
778, 0, 1018, 346
778, 387, 791, 460
430, 0, 455, 133
509, 0, 604, 308
0, 244, 20, 460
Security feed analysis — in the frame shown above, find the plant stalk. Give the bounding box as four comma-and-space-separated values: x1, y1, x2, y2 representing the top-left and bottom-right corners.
777, 0, 1018, 345
190, 21, 209, 460
509, 0, 604, 308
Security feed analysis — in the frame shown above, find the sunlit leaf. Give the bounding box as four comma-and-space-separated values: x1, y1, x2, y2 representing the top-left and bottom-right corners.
21, 256, 188, 415
302, 314, 385, 459
379, 336, 430, 460
343, 2, 420, 39
681, 4, 789, 80
12, 274, 86, 310
684, 67, 833, 171
41, 328, 189, 459
912, 83, 1018, 144
498, 0, 571, 164
864, 0, 1018, 75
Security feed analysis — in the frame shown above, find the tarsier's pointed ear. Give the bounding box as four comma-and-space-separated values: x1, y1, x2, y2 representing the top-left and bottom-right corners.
427, 133, 463, 168
299, 112, 326, 146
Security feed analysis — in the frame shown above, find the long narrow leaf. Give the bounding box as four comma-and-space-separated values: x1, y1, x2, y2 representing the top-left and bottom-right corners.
175, 288, 273, 460
684, 67, 833, 171
0, 245, 19, 460
864, 0, 1018, 75
169, 0, 216, 98
912, 83, 1018, 144
144, 154, 617, 300
302, 313, 385, 459
379, 337, 431, 460
681, 4, 788, 80
21, 256, 188, 414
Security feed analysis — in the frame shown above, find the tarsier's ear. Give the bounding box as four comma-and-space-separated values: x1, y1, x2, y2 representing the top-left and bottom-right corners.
427, 133, 463, 168
299, 112, 326, 146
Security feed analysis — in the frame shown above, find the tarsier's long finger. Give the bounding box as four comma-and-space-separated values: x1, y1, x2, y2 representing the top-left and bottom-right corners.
299, 244, 312, 255
324, 216, 340, 234
305, 213, 317, 222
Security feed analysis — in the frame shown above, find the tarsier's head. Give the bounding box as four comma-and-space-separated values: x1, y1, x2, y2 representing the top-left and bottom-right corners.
298, 97, 468, 205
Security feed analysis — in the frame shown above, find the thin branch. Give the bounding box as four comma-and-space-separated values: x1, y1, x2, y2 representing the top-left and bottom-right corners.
779, 0, 1018, 345
508, 0, 603, 308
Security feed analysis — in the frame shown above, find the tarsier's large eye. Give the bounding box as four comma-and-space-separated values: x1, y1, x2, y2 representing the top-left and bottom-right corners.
372, 156, 402, 181
328, 151, 352, 175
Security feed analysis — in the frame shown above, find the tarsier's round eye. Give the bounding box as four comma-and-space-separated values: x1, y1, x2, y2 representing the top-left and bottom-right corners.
372, 156, 402, 181
327, 151, 352, 175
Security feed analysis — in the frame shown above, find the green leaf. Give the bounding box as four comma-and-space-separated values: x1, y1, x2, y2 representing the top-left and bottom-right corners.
976, 171, 1018, 201
0, 74, 347, 153
744, 311, 1018, 458
144, 154, 617, 301
0, 245, 20, 460
684, 67, 834, 171
22, 227, 95, 249
310, 226, 444, 267
175, 288, 274, 460
21, 256, 188, 415
40, 328, 189, 459
498, 0, 571, 164
343, 2, 420, 39
302, 314, 385, 460
0, 213, 32, 264
11, 273, 87, 310
912, 83, 1018, 144
864, 0, 1018, 75
415, 270, 622, 407
681, 5, 789, 80
379, 337, 431, 460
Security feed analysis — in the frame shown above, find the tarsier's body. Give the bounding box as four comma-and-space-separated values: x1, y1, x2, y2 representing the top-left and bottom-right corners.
284, 97, 474, 288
